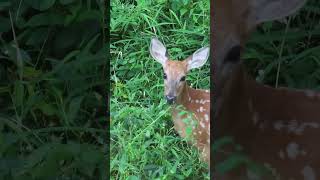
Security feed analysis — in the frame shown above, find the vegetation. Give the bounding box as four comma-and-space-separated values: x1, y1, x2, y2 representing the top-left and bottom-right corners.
0, 0, 107, 179
111, 0, 320, 179
245, 0, 320, 89
110, 0, 210, 179
2, 0, 318, 179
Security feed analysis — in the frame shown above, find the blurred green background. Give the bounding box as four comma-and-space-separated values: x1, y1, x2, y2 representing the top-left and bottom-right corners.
0, 0, 107, 179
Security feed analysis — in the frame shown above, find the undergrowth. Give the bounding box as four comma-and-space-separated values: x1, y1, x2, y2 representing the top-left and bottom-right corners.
110, 0, 210, 179
0, 0, 107, 179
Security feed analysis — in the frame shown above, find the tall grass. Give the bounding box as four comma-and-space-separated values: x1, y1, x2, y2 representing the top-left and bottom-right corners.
110, 0, 210, 179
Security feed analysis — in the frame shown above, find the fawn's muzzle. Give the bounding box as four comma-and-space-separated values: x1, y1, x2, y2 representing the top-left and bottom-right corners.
166, 95, 176, 104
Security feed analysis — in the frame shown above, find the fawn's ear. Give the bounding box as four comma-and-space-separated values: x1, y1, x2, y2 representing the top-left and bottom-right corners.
249, 0, 306, 25
187, 47, 209, 70
150, 37, 169, 65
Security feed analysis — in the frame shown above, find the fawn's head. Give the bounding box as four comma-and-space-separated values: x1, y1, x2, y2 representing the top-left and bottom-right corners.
150, 38, 209, 104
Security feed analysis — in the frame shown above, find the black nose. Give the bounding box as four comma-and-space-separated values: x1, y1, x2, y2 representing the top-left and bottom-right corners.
166, 95, 176, 104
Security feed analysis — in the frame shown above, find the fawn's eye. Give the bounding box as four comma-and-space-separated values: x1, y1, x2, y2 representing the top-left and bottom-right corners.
163, 73, 167, 79
223, 45, 241, 64
180, 76, 186, 81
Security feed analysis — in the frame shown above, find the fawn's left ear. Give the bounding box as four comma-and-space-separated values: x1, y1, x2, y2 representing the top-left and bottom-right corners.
187, 47, 209, 70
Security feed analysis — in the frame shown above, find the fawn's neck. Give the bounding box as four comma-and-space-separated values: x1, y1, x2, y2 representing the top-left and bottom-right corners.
176, 83, 191, 106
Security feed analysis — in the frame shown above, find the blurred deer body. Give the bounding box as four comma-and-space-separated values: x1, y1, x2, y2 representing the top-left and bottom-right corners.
212, 0, 320, 179
150, 38, 211, 166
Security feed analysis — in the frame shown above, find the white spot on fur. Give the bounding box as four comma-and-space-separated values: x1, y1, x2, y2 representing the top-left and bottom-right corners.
200, 121, 205, 128
195, 100, 199, 103
279, 150, 285, 159
286, 142, 299, 160
199, 106, 204, 112
198, 131, 202, 134
305, 90, 316, 98
274, 121, 284, 130
247, 169, 259, 180
302, 165, 316, 180
274, 120, 319, 135
204, 114, 209, 122
263, 163, 280, 179
294, 122, 319, 135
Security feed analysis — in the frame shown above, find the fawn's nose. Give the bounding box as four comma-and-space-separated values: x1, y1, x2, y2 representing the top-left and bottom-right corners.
165, 95, 176, 104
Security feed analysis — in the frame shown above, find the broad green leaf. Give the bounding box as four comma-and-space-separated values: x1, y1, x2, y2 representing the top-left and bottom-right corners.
59, 0, 76, 5
26, 13, 64, 27
23, 66, 42, 79
216, 153, 249, 174
26, 27, 49, 46
0, 16, 10, 33
37, 102, 56, 116
67, 96, 84, 122
127, 175, 140, 180
185, 126, 192, 136
0, 1, 10, 11
13, 81, 24, 109
25, 0, 56, 11
76, 10, 102, 22
178, 111, 187, 117
24, 144, 52, 169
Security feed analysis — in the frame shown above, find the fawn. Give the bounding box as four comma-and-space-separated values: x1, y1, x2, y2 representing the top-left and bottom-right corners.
212, 0, 320, 179
150, 38, 210, 166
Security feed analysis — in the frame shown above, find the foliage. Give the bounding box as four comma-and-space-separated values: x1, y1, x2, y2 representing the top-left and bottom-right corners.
0, 0, 107, 179
244, 0, 320, 89
110, 0, 209, 179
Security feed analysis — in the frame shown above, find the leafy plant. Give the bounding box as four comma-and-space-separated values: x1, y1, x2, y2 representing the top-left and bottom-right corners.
0, 0, 107, 179
110, 0, 209, 179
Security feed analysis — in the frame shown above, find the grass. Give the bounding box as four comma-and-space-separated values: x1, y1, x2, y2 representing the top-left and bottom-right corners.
110, 0, 210, 179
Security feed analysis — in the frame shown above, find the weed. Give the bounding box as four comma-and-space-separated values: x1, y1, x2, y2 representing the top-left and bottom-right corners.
110, 0, 210, 179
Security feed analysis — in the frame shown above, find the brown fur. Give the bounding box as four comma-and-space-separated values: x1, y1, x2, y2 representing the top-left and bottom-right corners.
212, 0, 320, 179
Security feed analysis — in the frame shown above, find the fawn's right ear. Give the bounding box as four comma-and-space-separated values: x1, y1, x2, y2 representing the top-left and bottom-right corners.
249, 0, 306, 26
150, 37, 168, 65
